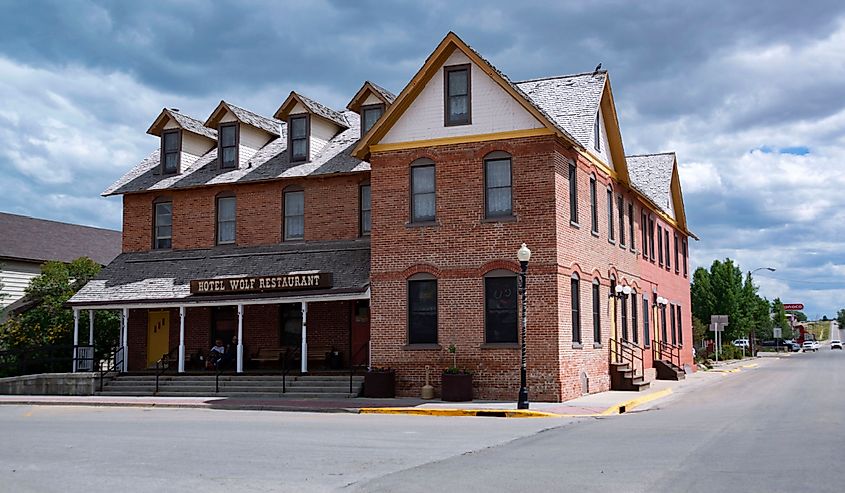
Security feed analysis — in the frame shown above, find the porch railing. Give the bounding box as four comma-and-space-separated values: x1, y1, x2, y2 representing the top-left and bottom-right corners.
98, 346, 124, 392
154, 347, 179, 395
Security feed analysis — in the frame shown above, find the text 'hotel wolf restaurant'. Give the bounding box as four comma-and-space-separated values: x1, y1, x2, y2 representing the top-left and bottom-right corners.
69, 33, 695, 402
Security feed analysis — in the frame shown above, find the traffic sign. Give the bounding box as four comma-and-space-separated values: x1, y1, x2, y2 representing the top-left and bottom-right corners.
711, 315, 728, 325
773, 327, 782, 338
709, 323, 724, 332
784, 303, 804, 311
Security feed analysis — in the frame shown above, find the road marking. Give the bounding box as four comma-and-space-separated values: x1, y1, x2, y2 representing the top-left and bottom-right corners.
599, 388, 674, 415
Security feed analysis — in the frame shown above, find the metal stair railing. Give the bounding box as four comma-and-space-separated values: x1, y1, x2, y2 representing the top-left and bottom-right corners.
610, 338, 644, 377
98, 346, 125, 392
281, 346, 301, 394
154, 347, 180, 395
653, 340, 681, 368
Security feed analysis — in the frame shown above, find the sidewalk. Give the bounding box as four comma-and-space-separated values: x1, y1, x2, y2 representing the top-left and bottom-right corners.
0, 357, 770, 417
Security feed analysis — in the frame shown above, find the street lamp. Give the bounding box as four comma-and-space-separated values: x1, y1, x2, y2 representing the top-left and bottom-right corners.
517, 242, 531, 410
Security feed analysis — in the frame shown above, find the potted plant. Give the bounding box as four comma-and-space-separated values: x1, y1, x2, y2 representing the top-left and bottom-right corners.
363, 367, 395, 398
441, 344, 473, 401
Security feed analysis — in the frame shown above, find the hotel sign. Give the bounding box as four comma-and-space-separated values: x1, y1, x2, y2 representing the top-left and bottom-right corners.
190, 273, 333, 295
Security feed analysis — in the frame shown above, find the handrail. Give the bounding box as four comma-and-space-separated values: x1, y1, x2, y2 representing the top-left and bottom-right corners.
653, 340, 681, 367
281, 346, 300, 394
610, 338, 644, 376
98, 346, 125, 392
154, 347, 179, 395
349, 344, 368, 395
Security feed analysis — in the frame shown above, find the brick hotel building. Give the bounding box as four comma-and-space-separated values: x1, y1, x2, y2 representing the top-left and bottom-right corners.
69, 33, 695, 402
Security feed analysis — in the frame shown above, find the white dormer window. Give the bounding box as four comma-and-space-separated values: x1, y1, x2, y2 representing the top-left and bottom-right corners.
219, 123, 239, 170
361, 104, 384, 135
594, 112, 601, 152
161, 130, 181, 174
289, 115, 309, 163
445, 64, 471, 126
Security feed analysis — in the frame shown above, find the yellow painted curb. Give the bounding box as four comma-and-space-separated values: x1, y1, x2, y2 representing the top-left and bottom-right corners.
599, 388, 674, 415
710, 368, 741, 373
742, 363, 759, 369
358, 408, 559, 418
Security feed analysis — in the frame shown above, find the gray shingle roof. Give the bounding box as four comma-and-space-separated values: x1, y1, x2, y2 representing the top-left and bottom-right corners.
0, 212, 121, 265
103, 111, 368, 196
295, 93, 349, 128
167, 110, 218, 140
366, 81, 397, 104
626, 153, 676, 218
516, 72, 606, 149
68, 239, 370, 306
223, 102, 283, 136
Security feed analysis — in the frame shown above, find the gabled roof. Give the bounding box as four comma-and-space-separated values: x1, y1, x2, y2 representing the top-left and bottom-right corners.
102, 111, 368, 196
346, 81, 397, 112
626, 152, 692, 236
353, 32, 584, 160
147, 108, 217, 140
274, 92, 349, 129
205, 101, 282, 137
0, 212, 121, 265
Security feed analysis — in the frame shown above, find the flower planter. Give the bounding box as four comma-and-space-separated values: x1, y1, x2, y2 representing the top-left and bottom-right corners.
441, 372, 473, 402
363, 370, 395, 398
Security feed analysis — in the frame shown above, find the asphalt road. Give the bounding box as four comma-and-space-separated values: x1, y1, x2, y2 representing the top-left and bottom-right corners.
1, 334, 842, 493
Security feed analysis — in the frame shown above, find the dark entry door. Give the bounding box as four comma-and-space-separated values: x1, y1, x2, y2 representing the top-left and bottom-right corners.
351, 300, 370, 366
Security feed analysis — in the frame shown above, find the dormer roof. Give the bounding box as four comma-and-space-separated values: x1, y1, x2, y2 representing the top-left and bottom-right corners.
147, 108, 217, 140
626, 152, 695, 238
204, 100, 282, 137
346, 81, 397, 112
274, 92, 349, 129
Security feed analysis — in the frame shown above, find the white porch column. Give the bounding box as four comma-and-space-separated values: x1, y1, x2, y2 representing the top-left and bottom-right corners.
88, 309, 95, 346
72, 309, 80, 372
122, 308, 129, 372
301, 301, 308, 373
178, 306, 186, 373
236, 304, 244, 373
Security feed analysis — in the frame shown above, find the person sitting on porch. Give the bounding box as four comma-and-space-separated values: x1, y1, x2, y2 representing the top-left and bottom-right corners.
207, 339, 226, 370
220, 336, 238, 369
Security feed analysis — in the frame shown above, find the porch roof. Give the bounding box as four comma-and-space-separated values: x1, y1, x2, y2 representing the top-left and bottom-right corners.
68, 239, 370, 308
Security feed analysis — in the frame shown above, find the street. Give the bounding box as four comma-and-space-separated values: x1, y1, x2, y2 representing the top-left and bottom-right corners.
2, 336, 844, 492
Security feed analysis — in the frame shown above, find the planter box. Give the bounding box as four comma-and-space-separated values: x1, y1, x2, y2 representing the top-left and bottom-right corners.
363, 370, 395, 398
441, 373, 473, 402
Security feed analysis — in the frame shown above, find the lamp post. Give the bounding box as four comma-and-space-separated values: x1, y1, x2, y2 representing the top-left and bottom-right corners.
517, 242, 531, 410
748, 267, 776, 355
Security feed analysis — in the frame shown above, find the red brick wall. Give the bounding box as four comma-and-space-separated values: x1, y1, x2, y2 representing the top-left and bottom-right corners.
122, 173, 369, 252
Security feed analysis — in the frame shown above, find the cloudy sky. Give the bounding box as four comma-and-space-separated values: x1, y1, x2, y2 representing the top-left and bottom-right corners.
1, 0, 843, 317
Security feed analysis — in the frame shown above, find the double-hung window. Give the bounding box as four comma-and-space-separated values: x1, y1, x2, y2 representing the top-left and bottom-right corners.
670, 303, 677, 345
590, 176, 598, 234
643, 296, 650, 347
628, 204, 635, 252
676, 305, 683, 346
219, 124, 238, 170
620, 291, 628, 341
658, 225, 664, 266
569, 163, 578, 224
594, 112, 601, 152
284, 187, 304, 241
631, 289, 639, 344
289, 115, 309, 162
485, 274, 518, 343
607, 189, 615, 242
411, 160, 436, 222
408, 277, 438, 344
360, 184, 371, 236
162, 130, 180, 174
682, 239, 688, 277
665, 229, 671, 270
618, 196, 625, 247
444, 65, 471, 126
571, 274, 581, 344
361, 104, 384, 135
153, 199, 172, 249
592, 280, 601, 345
216, 195, 236, 245
641, 210, 648, 257
649, 217, 656, 261
484, 154, 512, 218
674, 233, 680, 274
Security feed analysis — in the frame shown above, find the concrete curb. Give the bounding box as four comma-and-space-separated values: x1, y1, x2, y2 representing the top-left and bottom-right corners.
598, 388, 674, 415
0, 399, 360, 413
358, 408, 559, 418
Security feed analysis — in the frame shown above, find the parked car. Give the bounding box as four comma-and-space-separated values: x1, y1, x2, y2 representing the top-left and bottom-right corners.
802, 341, 817, 352
813, 340, 820, 350
733, 339, 750, 348
831, 340, 842, 350
786, 342, 801, 352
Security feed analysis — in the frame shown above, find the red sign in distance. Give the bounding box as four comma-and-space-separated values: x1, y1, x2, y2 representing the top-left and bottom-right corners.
783, 303, 804, 311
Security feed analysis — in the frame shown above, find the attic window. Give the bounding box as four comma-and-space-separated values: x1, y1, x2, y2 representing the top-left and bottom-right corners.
444, 64, 471, 126
594, 112, 601, 152
361, 104, 384, 135
161, 130, 181, 174
289, 115, 309, 163
219, 123, 239, 170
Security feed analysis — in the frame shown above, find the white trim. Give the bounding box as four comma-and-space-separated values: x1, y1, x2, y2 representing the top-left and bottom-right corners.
69, 288, 371, 311
301, 301, 308, 374
237, 304, 244, 373
178, 306, 186, 373
72, 309, 79, 373
88, 309, 94, 346
122, 308, 129, 372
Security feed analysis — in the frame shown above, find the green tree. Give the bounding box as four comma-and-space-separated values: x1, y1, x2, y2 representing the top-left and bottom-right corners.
0, 258, 119, 353
772, 298, 792, 339
838, 309, 845, 327
788, 311, 807, 322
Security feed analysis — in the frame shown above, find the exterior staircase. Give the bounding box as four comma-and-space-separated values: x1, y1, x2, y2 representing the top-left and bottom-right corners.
97, 374, 364, 398
609, 362, 650, 391
653, 359, 685, 381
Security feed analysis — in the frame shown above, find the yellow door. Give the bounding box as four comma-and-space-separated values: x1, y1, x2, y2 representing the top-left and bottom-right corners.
147, 311, 170, 367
